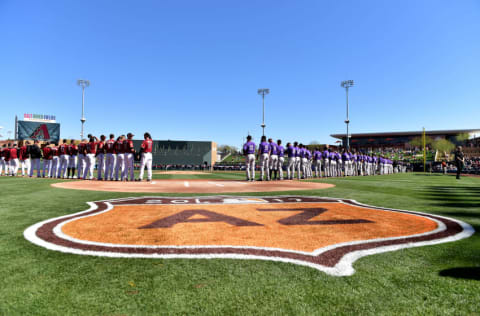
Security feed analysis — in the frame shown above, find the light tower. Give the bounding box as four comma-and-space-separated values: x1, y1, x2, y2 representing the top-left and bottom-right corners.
257, 88, 270, 136
340, 80, 354, 150
77, 79, 90, 139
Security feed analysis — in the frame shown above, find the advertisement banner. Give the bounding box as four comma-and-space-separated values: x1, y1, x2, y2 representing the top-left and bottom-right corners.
17, 120, 60, 142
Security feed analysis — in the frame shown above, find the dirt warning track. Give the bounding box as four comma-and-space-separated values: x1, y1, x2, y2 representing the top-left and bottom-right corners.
51, 179, 335, 193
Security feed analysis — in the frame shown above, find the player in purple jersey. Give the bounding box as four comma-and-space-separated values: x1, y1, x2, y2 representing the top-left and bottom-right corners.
286, 142, 296, 180
298, 144, 306, 179
268, 138, 278, 180
323, 148, 330, 177
293, 142, 301, 180
276, 139, 285, 180
257, 136, 271, 181
313, 148, 322, 178
305, 148, 313, 178
242, 135, 256, 181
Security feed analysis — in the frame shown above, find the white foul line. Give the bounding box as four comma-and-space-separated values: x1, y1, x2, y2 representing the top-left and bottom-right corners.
208, 181, 225, 187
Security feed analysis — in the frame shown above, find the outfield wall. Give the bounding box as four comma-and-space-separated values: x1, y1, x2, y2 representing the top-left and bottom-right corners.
132, 140, 217, 166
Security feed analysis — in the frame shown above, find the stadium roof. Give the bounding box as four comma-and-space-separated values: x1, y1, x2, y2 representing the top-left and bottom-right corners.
331, 129, 480, 139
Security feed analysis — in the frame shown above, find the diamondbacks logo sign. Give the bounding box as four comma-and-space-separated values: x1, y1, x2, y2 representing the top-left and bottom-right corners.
30, 124, 50, 140
24, 196, 474, 276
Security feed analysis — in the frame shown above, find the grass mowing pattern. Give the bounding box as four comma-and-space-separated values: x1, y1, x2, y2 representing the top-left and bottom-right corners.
0, 173, 479, 315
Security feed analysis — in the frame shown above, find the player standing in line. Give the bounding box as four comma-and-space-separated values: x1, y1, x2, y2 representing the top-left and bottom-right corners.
28, 140, 42, 177
298, 144, 306, 179
58, 139, 69, 178
276, 139, 285, 180
285, 142, 295, 180
104, 134, 116, 181
68, 139, 78, 179
83, 136, 98, 180
0, 144, 6, 176
242, 135, 256, 181
294, 142, 301, 180
341, 150, 348, 177
322, 147, 329, 177
138, 132, 154, 181
4, 143, 12, 176
257, 136, 270, 181
123, 133, 135, 181
42, 142, 51, 177
19, 141, 30, 177
306, 147, 313, 178
50, 143, 59, 178
268, 138, 278, 180
313, 147, 322, 178
77, 139, 86, 178
96, 135, 106, 180
115, 135, 125, 181
329, 149, 336, 177
9, 143, 19, 176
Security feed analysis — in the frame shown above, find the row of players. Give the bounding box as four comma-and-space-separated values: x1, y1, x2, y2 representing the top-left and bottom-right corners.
243, 135, 399, 181
0, 133, 154, 181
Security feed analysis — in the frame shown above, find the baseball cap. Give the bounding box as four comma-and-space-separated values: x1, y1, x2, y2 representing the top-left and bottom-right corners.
127, 132, 134, 137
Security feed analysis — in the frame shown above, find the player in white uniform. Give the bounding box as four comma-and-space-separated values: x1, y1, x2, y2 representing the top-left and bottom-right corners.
104, 134, 116, 181
276, 139, 285, 180
138, 132, 154, 181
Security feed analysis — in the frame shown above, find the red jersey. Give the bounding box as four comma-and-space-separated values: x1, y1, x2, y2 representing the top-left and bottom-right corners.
59, 144, 69, 155
141, 139, 153, 153
51, 147, 59, 157
123, 139, 134, 154
114, 140, 124, 154
69, 144, 78, 155
105, 139, 116, 154
96, 141, 105, 155
19, 146, 28, 160
78, 143, 86, 155
9, 148, 18, 159
85, 142, 97, 154
43, 146, 53, 160
2, 148, 10, 161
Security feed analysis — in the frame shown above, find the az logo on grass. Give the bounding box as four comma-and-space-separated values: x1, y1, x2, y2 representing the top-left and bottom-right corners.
24, 196, 474, 276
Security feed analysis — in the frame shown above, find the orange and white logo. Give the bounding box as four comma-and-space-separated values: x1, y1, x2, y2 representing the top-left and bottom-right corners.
24, 196, 474, 276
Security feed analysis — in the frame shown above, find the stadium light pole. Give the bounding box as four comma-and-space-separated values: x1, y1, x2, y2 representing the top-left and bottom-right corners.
77, 79, 90, 139
341, 80, 354, 150
257, 88, 270, 136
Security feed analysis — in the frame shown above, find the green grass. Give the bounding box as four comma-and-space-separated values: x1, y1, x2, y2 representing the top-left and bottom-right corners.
0, 173, 479, 315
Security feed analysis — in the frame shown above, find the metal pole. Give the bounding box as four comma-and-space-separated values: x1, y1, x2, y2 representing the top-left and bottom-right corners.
346, 87, 349, 150
81, 86, 85, 139
262, 93, 265, 136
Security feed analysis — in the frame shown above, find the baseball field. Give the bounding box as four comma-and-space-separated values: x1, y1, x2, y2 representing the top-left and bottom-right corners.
1, 172, 479, 315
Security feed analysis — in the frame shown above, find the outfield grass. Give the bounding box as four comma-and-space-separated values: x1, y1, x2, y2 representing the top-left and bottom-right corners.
0, 173, 479, 315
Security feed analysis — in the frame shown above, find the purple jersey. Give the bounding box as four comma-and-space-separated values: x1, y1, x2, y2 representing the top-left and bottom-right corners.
294, 147, 300, 157
305, 150, 311, 159
270, 142, 278, 155
277, 145, 285, 157
298, 148, 306, 158
323, 150, 330, 159
286, 146, 295, 157
314, 150, 322, 160
259, 142, 270, 154
243, 141, 256, 155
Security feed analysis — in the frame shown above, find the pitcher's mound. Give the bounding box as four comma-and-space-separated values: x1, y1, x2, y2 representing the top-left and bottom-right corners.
52, 179, 335, 193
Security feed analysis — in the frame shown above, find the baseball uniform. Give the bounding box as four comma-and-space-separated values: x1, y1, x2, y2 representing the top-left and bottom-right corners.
242, 140, 256, 181
104, 138, 116, 181
139, 138, 154, 181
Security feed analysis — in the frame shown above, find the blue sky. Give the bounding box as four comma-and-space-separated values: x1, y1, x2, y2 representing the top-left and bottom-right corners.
0, 0, 479, 148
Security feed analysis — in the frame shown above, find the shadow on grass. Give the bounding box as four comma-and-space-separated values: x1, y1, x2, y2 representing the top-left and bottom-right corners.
439, 267, 480, 281
420, 186, 480, 209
